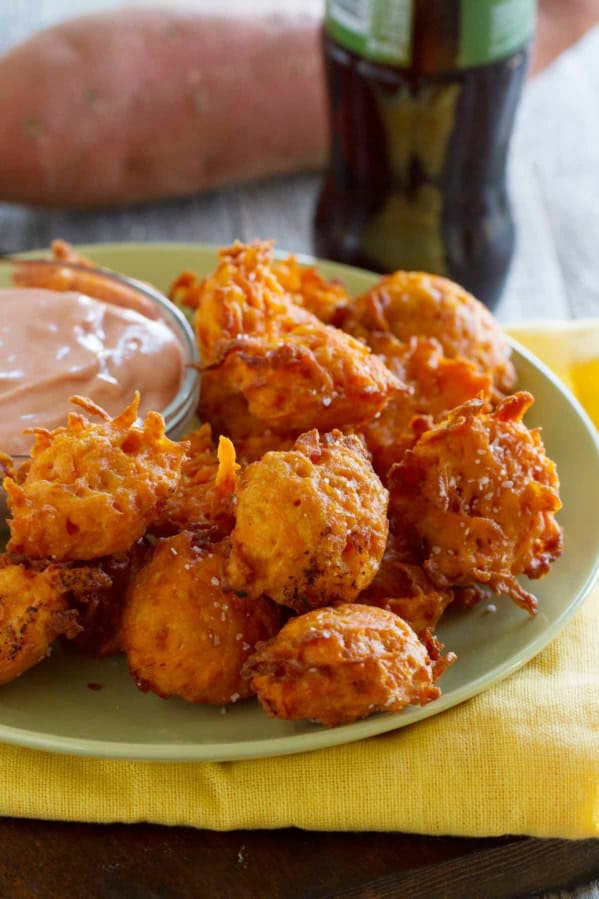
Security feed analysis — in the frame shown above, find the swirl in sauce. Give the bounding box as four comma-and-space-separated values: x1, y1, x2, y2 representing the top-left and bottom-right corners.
0, 288, 184, 454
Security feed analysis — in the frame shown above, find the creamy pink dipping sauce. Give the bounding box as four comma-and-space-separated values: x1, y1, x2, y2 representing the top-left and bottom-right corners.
0, 288, 185, 454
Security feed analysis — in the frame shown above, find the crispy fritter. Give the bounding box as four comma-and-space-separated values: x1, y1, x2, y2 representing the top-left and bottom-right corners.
69, 540, 151, 657
272, 254, 351, 324
50, 238, 94, 266
5, 394, 185, 561
123, 532, 282, 705
389, 392, 563, 613
343, 271, 516, 392
171, 246, 352, 327
194, 241, 401, 433
178, 246, 307, 441
233, 433, 295, 465
0, 559, 81, 684
359, 335, 493, 479
226, 430, 389, 612
170, 269, 202, 311
246, 604, 455, 726
199, 373, 264, 439
198, 372, 296, 463
152, 425, 238, 537
0, 551, 137, 662
0, 453, 14, 480
358, 539, 454, 634
196, 373, 293, 462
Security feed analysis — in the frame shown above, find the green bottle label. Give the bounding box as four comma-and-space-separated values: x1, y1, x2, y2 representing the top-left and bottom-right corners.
458, 0, 535, 66
325, 0, 536, 69
326, 0, 414, 66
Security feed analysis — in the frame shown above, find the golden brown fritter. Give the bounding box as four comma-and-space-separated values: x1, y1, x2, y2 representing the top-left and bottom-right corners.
169, 270, 200, 313
0, 552, 138, 662
151, 425, 238, 537
198, 373, 266, 442
69, 540, 151, 657
215, 324, 402, 434
358, 335, 493, 479
246, 604, 455, 726
187, 258, 295, 442
389, 392, 563, 614
123, 532, 282, 705
5, 394, 185, 561
194, 241, 401, 433
226, 430, 389, 612
233, 432, 296, 465
194, 377, 295, 464
172, 242, 352, 325
0, 453, 14, 480
343, 271, 516, 392
0, 559, 81, 684
358, 538, 454, 634
50, 238, 94, 266
194, 241, 288, 361
272, 254, 351, 324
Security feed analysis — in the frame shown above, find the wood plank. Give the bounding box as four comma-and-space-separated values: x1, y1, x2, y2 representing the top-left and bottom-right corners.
0, 817, 596, 899
237, 173, 320, 254
0, 817, 508, 899
0, 190, 239, 254
325, 837, 599, 899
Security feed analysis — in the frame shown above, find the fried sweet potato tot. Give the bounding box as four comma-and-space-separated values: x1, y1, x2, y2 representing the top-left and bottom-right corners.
358, 539, 454, 634
226, 430, 389, 612
193, 374, 294, 463
272, 254, 351, 324
198, 371, 296, 462
178, 251, 299, 441
5, 394, 185, 561
152, 425, 239, 537
171, 246, 353, 328
246, 604, 455, 726
123, 532, 282, 705
198, 373, 264, 439
0, 453, 14, 481
50, 238, 94, 266
344, 271, 516, 392
195, 241, 401, 433
0, 558, 86, 684
389, 393, 563, 614
359, 335, 493, 479
193, 241, 303, 362
68, 540, 151, 657
233, 431, 296, 465
170, 269, 203, 312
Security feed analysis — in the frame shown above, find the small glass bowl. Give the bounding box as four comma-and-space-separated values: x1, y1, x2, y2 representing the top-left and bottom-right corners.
0, 256, 200, 520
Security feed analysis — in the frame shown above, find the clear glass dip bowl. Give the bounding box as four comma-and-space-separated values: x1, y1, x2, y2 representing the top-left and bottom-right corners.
0, 257, 200, 520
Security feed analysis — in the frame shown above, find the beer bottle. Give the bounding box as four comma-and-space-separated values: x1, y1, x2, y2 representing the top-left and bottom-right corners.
314, 0, 536, 309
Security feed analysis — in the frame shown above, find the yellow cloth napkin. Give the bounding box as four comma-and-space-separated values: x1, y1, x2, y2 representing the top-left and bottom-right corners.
1, 320, 598, 839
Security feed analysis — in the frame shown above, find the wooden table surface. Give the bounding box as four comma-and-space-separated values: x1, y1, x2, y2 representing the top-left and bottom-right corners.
1, 4, 599, 898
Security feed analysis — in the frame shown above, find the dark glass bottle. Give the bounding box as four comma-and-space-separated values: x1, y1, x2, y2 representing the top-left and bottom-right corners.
314, 0, 535, 308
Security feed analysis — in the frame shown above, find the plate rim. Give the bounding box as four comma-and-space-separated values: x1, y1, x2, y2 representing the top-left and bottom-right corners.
1, 241, 597, 763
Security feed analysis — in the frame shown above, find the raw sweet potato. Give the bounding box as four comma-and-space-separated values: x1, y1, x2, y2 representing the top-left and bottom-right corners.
0, 9, 327, 208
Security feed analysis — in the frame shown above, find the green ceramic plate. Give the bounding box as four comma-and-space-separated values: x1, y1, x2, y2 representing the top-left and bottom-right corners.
1, 243, 597, 762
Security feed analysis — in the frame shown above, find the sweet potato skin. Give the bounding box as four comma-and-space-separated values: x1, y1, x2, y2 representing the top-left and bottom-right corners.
0, 9, 326, 209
